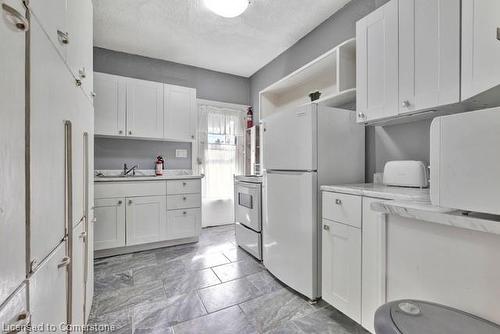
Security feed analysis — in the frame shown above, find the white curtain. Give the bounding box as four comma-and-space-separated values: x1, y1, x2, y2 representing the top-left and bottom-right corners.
198, 104, 245, 201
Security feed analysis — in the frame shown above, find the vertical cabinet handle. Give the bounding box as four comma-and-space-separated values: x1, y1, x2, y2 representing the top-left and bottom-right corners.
57, 256, 71, 268
5, 311, 31, 334
497, 27, 500, 41
57, 30, 69, 44
1, 3, 29, 31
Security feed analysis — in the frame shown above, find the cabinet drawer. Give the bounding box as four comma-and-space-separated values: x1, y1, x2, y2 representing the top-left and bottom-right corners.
0, 283, 28, 334
95, 181, 166, 199
165, 208, 201, 240
322, 192, 362, 228
167, 194, 201, 210
167, 179, 201, 195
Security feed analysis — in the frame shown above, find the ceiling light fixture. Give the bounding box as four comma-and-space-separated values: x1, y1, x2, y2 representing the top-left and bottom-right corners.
203, 0, 250, 18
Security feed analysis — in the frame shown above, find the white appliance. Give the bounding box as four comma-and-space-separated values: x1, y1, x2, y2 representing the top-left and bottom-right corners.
262, 104, 365, 300
244, 125, 261, 175
430, 107, 500, 215
383, 160, 428, 188
234, 175, 263, 260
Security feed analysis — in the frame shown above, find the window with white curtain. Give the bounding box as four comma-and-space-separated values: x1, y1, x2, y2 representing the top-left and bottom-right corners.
198, 103, 245, 201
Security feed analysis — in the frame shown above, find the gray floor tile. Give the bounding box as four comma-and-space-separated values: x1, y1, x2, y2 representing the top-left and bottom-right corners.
197, 277, 262, 313
133, 258, 186, 285
212, 260, 264, 282
246, 270, 285, 295
162, 268, 221, 298
292, 306, 368, 334
265, 321, 305, 334
239, 288, 317, 333
94, 280, 166, 316
132, 292, 206, 332
87, 307, 133, 334
94, 270, 134, 295
172, 306, 257, 334
223, 247, 255, 262
95, 252, 157, 278
182, 252, 230, 271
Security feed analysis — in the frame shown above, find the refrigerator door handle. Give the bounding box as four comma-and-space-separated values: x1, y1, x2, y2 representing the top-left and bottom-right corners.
265, 170, 316, 175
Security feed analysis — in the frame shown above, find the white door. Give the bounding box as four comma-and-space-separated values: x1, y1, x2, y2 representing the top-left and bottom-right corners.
462, 0, 500, 100
94, 72, 126, 136
361, 197, 388, 333
66, 0, 93, 98
356, 0, 398, 122
30, 242, 69, 334
94, 198, 126, 250
263, 171, 318, 299
126, 196, 166, 246
262, 105, 317, 171
165, 208, 201, 240
164, 85, 197, 141
30, 17, 73, 266
28, 0, 68, 60
398, 0, 460, 115
85, 211, 95, 320
0, 0, 27, 304
126, 78, 164, 138
72, 222, 86, 327
322, 220, 361, 323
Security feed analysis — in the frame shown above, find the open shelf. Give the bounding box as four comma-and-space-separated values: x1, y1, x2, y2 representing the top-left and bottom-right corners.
260, 38, 356, 119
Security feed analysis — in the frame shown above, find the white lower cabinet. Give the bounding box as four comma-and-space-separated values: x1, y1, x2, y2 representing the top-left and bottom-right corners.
126, 196, 167, 246
0, 283, 29, 334
322, 219, 362, 323
94, 198, 126, 250
361, 197, 387, 333
30, 242, 69, 334
166, 208, 201, 240
72, 222, 86, 328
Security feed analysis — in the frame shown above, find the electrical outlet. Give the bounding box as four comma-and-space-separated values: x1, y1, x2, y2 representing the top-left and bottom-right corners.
176, 149, 188, 158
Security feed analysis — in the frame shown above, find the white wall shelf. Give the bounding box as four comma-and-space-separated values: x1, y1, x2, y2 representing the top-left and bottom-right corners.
259, 38, 356, 120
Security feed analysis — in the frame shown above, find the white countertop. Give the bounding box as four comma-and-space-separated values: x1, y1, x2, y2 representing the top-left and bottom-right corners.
94, 169, 204, 182
371, 200, 500, 236
321, 183, 430, 201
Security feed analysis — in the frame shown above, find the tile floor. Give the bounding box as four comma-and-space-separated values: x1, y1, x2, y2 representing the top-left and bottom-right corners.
88, 224, 368, 333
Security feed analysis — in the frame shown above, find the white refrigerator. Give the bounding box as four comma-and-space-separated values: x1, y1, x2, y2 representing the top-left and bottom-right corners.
262, 104, 365, 300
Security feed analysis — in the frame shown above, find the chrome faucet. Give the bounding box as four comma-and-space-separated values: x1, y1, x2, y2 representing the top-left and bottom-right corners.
123, 163, 138, 176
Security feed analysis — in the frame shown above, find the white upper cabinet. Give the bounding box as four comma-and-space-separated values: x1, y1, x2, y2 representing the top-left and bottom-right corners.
0, 0, 27, 304
398, 0, 460, 115
462, 0, 500, 101
126, 78, 164, 139
356, 0, 399, 123
66, 0, 93, 98
94, 73, 126, 136
164, 85, 197, 141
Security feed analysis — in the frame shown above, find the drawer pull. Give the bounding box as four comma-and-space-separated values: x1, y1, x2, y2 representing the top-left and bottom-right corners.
183, 197, 187, 201
183, 211, 187, 215
323, 224, 330, 231
182, 182, 187, 186
57, 256, 71, 268
128, 200, 133, 205
118, 200, 122, 205
335, 199, 342, 205
6, 311, 31, 334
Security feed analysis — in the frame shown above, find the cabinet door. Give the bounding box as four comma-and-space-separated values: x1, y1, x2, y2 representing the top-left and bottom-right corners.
67, 0, 93, 98
28, 0, 68, 60
0, 283, 28, 334
0, 0, 27, 304
165, 208, 201, 241
361, 197, 387, 333
71, 222, 86, 328
462, 0, 500, 100
356, 0, 398, 123
30, 242, 69, 334
126, 196, 166, 246
94, 72, 126, 136
322, 220, 361, 322
164, 85, 197, 141
399, 0, 460, 115
85, 211, 94, 321
126, 78, 164, 138
30, 17, 74, 266
94, 198, 126, 250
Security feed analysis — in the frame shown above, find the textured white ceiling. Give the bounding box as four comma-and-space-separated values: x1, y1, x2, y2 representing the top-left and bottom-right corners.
93, 0, 351, 77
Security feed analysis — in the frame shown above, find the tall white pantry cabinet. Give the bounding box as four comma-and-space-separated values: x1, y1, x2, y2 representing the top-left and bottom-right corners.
0, 0, 94, 331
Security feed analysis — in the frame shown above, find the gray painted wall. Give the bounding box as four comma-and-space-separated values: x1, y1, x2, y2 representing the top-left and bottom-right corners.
94, 47, 250, 105
249, 0, 430, 181
94, 138, 192, 170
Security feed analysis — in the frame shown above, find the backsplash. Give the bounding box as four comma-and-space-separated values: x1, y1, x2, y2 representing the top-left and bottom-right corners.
94, 137, 192, 170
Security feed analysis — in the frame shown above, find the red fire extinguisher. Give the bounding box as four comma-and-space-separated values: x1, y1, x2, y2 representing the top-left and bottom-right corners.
246, 107, 253, 128
155, 156, 165, 176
